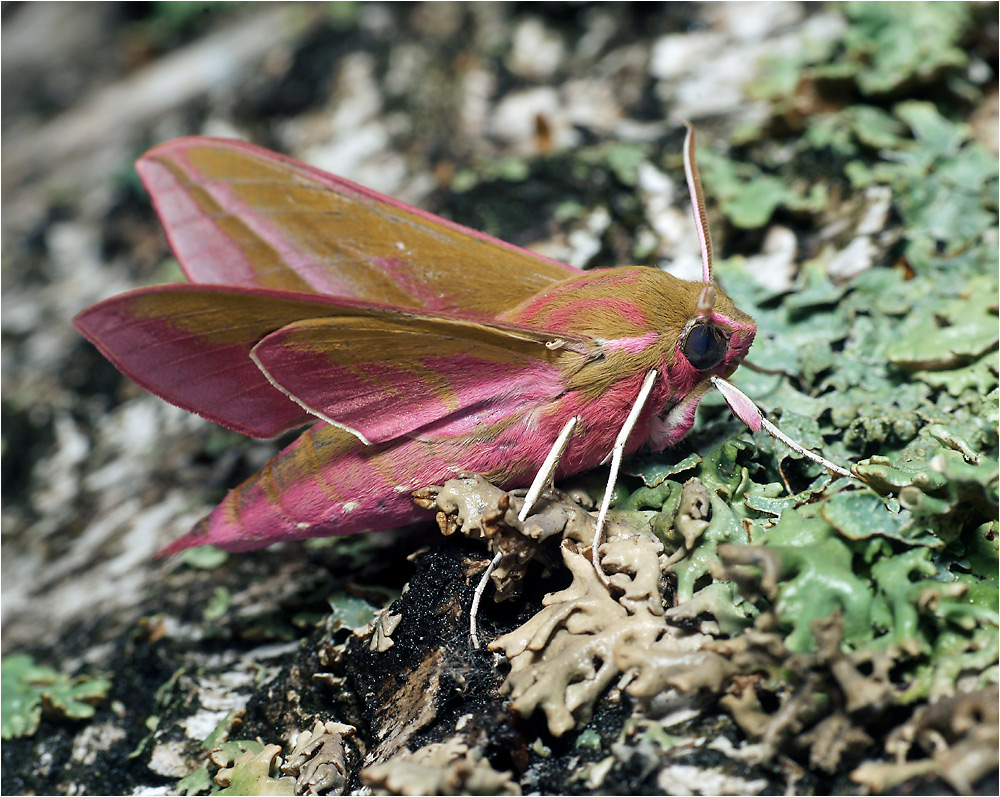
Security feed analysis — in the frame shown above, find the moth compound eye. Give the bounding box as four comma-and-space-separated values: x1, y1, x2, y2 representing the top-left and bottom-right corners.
682, 324, 727, 370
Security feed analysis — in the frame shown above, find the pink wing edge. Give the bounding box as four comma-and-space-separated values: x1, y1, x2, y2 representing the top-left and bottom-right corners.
136, 136, 582, 288
72, 283, 354, 437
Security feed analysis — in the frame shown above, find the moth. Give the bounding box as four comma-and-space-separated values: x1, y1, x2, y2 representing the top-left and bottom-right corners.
75, 126, 851, 568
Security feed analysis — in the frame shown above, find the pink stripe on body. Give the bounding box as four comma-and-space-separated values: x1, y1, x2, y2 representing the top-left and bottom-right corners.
514, 292, 649, 331
601, 332, 659, 355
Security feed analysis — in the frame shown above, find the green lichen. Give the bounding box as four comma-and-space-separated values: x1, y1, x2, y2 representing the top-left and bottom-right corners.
820, 2, 970, 95
180, 740, 296, 797
326, 590, 382, 631
1, 653, 111, 739
601, 9, 998, 727
203, 587, 231, 622
715, 260, 997, 477
845, 102, 998, 262
211, 741, 296, 796
181, 545, 229, 570
177, 764, 215, 797
802, 105, 908, 156
451, 156, 531, 192
577, 141, 649, 187
204, 710, 243, 750
752, 2, 976, 108
697, 148, 828, 229
619, 423, 997, 673
659, 441, 755, 604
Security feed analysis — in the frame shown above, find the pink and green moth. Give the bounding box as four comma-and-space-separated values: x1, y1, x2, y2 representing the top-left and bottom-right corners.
74, 126, 851, 567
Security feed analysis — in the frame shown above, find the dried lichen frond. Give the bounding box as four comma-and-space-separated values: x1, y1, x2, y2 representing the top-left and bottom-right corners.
672, 478, 713, 552
488, 520, 717, 736
619, 640, 733, 700
361, 610, 402, 652
420, 476, 730, 737
700, 612, 902, 774
415, 475, 595, 600
850, 686, 1000, 794
360, 736, 520, 796
799, 712, 875, 774
281, 720, 356, 795
875, 685, 999, 794
488, 538, 657, 736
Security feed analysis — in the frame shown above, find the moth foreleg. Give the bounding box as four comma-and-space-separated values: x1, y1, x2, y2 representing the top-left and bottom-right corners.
470, 414, 580, 650
470, 550, 503, 650
518, 414, 580, 521
592, 369, 659, 586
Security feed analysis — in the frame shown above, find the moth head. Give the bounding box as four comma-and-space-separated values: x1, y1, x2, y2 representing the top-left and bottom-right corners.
675, 282, 755, 376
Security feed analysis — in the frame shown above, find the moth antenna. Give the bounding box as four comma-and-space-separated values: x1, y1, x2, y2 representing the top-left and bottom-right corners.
592, 369, 659, 587
471, 550, 503, 650
711, 377, 855, 479
682, 121, 714, 285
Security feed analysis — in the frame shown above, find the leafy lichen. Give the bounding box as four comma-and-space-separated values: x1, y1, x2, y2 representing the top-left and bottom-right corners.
360, 736, 521, 796
281, 720, 356, 795
1, 653, 111, 740
489, 531, 672, 737
210, 740, 296, 796
472, 4, 998, 779
421, 478, 722, 737
697, 148, 828, 230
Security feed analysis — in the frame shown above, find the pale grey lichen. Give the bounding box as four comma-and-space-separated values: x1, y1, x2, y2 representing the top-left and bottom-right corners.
657, 763, 769, 796
360, 736, 521, 796
425, 477, 720, 737
281, 720, 356, 796
573, 754, 615, 790
363, 610, 402, 653
851, 686, 1000, 794
415, 475, 596, 600
489, 534, 667, 736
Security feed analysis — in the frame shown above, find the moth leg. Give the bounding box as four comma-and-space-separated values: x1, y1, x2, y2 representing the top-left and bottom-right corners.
711, 376, 854, 479
471, 550, 503, 650
592, 369, 659, 586
519, 415, 580, 522
471, 414, 580, 650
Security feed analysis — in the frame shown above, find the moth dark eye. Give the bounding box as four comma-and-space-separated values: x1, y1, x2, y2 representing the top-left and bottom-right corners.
682, 324, 727, 370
